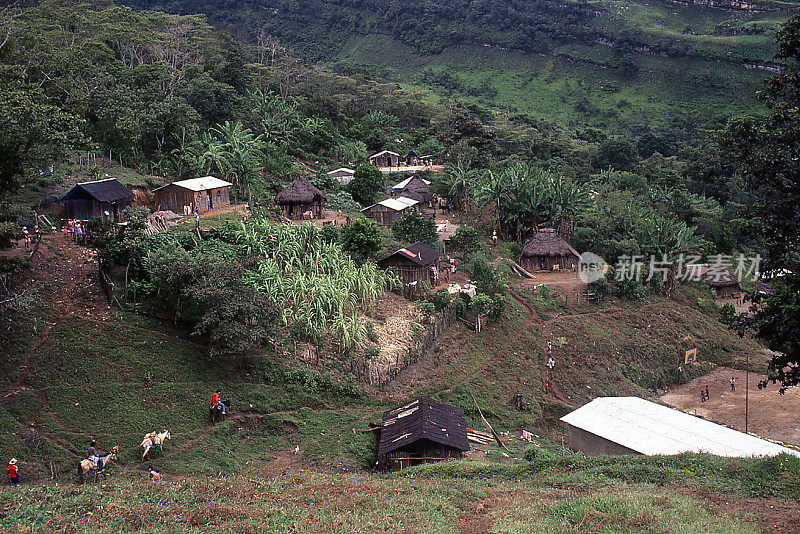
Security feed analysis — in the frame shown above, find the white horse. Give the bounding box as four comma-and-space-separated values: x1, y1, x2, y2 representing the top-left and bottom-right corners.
140, 430, 171, 461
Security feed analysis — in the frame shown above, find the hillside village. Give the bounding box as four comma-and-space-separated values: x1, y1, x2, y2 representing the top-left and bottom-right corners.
1, 1, 800, 532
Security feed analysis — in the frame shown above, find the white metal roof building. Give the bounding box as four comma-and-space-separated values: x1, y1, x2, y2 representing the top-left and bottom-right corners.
327, 167, 356, 185
362, 196, 419, 212
561, 397, 800, 458
153, 176, 232, 192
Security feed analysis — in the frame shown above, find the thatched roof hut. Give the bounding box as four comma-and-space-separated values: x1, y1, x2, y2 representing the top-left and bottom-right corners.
519, 228, 580, 272
276, 177, 325, 219
701, 269, 741, 299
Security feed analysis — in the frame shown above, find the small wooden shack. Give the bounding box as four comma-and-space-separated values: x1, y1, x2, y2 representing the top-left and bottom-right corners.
60, 178, 133, 221
361, 196, 419, 227
152, 176, 232, 214
702, 269, 741, 299
368, 150, 400, 168
379, 241, 440, 293
519, 228, 580, 272
403, 150, 421, 166
276, 176, 325, 219
391, 175, 432, 203
377, 397, 469, 471
327, 167, 356, 185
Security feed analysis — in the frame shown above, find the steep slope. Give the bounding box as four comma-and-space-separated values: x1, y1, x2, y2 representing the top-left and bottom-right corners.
123, 0, 798, 130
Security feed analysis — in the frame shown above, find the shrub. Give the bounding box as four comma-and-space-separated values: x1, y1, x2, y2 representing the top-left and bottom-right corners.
718, 302, 736, 325
392, 210, 438, 246
588, 276, 610, 301
453, 296, 468, 317
430, 288, 451, 310
469, 257, 506, 297
346, 164, 384, 205
341, 218, 382, 260
614, 279, 645, 301
449, 225, 483, 255
417, 300, 435, 322
469, 293, 493, 315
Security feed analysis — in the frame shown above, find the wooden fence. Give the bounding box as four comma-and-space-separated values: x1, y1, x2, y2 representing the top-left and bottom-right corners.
98, 260, 115, 306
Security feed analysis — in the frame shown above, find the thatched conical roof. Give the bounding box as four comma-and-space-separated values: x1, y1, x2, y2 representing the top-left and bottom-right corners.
520, 228, 579, 258
276, 177, 324, 205
701, 269, 740, 288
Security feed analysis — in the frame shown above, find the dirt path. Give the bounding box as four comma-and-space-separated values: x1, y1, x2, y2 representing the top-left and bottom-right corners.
457, 492, 516, 534
3, 235, 109, 397
661, 366, 800, 446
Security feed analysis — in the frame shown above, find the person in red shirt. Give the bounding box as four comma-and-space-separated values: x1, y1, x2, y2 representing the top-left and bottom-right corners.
8, 458, 19, 487
210, 390, 226, 415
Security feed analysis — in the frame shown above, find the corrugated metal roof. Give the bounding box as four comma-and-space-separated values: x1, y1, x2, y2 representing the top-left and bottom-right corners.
561, 397, 800, 458
362, 196, 419, 212
378, 397, 470, 457
392, 176, 431, 189
327, 168, 355, 175
153, 176, 232, 192
369, 150, 400, 158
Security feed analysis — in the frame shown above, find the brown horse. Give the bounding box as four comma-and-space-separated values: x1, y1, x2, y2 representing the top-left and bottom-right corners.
77, 446, 118, 484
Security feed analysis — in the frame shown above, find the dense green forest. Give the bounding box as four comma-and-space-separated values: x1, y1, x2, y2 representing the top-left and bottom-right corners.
123, 0, 799, 132
1, 0, 798, 387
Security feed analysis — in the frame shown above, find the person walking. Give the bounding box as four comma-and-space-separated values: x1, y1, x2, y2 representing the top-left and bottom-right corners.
730, 377, 736, 392
705, 385, 710, 401
8, 459, 19, 487
148, 467, 161, 482
700, 387, 706, 402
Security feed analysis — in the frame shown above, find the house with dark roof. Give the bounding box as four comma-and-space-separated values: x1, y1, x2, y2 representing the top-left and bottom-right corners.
152, 176, 232, 214
276, 177, 325, 219
377, 397, 469, 471
519, 228, 580, 272
60, 178, 133, 221
379, 241, 441, 293
391, 175, 432, 203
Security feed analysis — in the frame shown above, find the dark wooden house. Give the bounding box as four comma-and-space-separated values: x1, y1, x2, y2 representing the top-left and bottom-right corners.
368, 150, 401, 168
377, 397, 469, 471
152, 176, 232, 214
391, 175, 432, 203
702, 269, 741, 299
403, 150, 422, 166
361, 196, 419, 227
276, 177, 325, 219
60, 178, 133, 221
379, 241, 440, 293
519, 228, 580, 272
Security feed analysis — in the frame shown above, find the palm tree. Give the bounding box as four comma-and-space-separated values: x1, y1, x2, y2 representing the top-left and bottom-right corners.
440, 160, 477, 211
170, 127, 198, 179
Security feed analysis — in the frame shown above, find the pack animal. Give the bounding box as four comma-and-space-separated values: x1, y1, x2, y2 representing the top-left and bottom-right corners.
77, 446, 118, 484
140, 430, 171, 461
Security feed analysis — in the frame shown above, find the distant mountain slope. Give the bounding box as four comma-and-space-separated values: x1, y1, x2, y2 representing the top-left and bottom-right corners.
120, 0, 800, 130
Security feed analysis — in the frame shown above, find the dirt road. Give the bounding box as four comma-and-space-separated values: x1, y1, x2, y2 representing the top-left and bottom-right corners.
661, 366, 800, 447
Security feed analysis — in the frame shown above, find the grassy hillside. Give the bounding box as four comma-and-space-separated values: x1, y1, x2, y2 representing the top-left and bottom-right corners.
0, 220, 797, 532
2, 453, 799, 532
123, 0, 798, 131
0, 225, 766, 481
